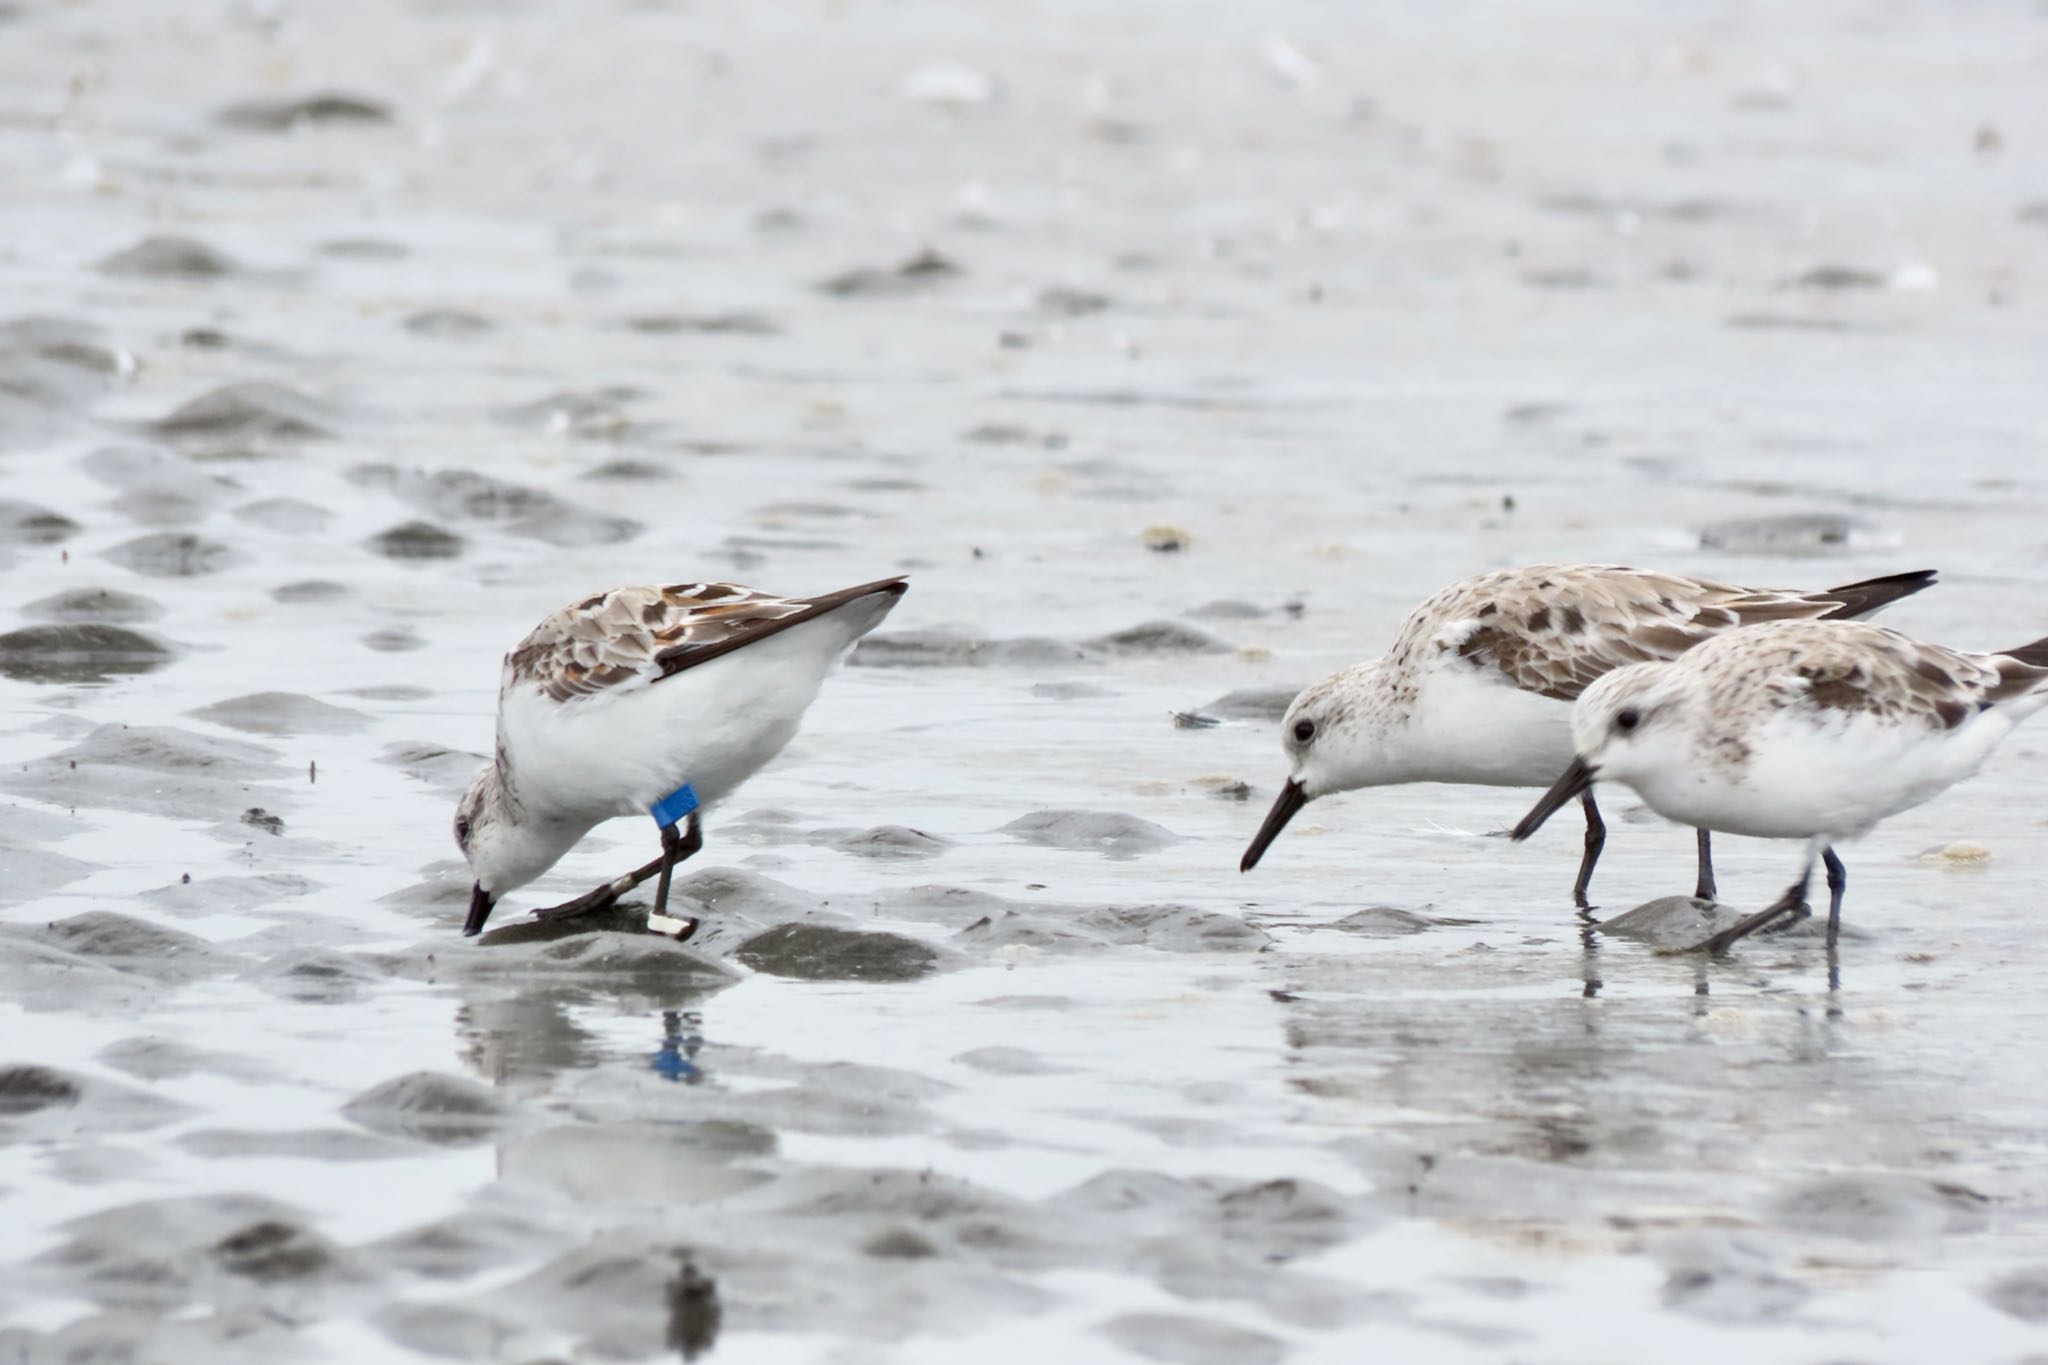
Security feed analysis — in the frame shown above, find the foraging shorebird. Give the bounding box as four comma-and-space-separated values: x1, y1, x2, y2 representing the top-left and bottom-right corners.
1512, 618, 2048, 951
455, 576, 907, 936
1239, 564, 1936, 906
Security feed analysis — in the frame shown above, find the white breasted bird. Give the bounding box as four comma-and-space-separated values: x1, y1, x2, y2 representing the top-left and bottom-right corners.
456, 575, 907, 936
1240, 564, 1936, 907
1512, 619, 2048, 952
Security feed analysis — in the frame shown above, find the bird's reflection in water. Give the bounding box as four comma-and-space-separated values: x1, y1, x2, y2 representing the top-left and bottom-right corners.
1563, 897, 1855, 1016
1575, 911, 1603, 1000
457, 984, 724, 1086
457, 987, 603, 1083
652, 1010, 706, 1084
666, 1252, 722, 1362
1685, 937, 1846, 1021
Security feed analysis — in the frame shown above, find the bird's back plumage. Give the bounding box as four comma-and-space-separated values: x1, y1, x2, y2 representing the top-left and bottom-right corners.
460, 575, 907, 908
1677, 618, 2048, 739
1577, 619, 2048, 843
1396, 563, 1937, 705
504, 577, 907, 704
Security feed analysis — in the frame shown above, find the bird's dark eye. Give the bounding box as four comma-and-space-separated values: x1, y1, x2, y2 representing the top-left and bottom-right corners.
1615, 708, 1640, 732
1293, 718, 1316, 744
454, 817, 472, 850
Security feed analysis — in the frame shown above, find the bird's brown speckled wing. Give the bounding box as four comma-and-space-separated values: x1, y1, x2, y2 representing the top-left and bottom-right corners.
503, 577, 906, 704
1398, 564, 1934, 703
1708, 620, 2040, 731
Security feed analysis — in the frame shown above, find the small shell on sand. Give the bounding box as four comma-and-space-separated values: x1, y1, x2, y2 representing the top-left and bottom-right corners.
1915, 840, 1991, 867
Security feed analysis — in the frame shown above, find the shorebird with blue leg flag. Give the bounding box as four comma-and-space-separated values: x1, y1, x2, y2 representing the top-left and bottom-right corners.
455, 575, 908, 936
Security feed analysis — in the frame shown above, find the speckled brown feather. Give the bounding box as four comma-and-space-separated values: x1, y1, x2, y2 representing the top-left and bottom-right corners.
505, 577, 908, 704
1389, 564, 1935, 703
1689, 619, 2048, 736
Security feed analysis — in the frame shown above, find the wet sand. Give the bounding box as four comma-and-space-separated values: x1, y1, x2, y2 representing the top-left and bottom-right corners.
3, 0, 2048, 1360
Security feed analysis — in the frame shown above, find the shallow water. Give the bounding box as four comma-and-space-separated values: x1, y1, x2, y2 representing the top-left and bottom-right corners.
3, 0, 2048, 1360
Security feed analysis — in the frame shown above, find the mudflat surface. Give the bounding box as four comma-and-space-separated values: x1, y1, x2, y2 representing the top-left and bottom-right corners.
2, 1, 2047, 1361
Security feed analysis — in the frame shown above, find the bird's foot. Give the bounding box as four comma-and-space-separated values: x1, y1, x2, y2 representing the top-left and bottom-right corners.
530, 887, 616, 922
1757, 901, 1813, 936
646, 910, 700, 941
1697, 895, 1806, 955
531, 871, 634, 923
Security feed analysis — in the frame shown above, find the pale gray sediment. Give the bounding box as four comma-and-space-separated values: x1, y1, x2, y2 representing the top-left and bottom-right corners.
0, 0, 2044, 1359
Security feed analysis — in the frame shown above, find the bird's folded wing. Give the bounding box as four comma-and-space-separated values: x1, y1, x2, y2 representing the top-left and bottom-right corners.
503, 583, 814, 703
1422, 567, 1848, 702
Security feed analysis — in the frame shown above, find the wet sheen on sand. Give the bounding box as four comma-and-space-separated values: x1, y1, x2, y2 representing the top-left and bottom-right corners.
3, 0, 2048, 1360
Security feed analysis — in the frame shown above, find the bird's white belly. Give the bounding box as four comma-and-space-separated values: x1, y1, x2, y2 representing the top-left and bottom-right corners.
1401, 664, 1576, 788
1624, 709, 2015, 842
499, 612, 871, 822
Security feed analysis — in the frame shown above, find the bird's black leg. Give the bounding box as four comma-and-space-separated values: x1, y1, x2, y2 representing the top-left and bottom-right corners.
650, 823, 683, 919
1701, 847, 1817, 955
1821, 846, 1846, 950
1572, 790, 1606, 910
1693, 828, 1718, 902
650, 812, 704, 921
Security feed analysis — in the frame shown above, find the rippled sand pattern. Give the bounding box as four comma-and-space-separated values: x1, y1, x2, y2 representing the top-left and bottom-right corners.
2, 1, 2047, 1360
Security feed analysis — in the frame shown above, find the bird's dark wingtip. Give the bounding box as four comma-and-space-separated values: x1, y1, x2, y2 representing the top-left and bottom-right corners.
1997, 633, 2048, 669
1818, 568, 1939, 620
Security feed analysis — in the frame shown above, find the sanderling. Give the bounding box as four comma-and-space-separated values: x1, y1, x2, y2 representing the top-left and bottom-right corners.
456, 575, 908, 936
1238, 564, 1936, 906
1511, 619, 2048, 951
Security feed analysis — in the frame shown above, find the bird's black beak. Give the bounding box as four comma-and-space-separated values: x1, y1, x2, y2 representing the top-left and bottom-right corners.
1511, 757, 1597, 842
1240, 779, 1308, 873
463, 882, 496, 937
